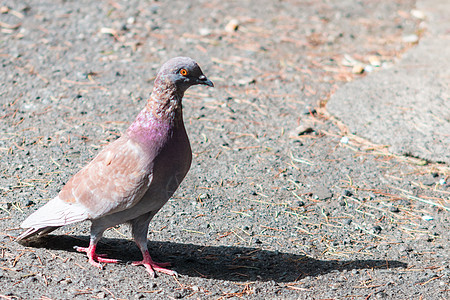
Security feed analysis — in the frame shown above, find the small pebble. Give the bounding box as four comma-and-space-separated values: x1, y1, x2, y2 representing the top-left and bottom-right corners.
25, 276, 38, 283
60, 278, 72, 285
236, 77, 255, 85
293, 125, 314, 136
422, 178, 436, 186
422, 215, 434, 221
389, 206, 399, 213
225, 19, 239, 32
376, 292, 388, 299
411, 9, 426, 19
302, 106, 316, 115
368, 55, 381, 67
402, 34, 419, 43
373, 225, 382, 234
199, 28, 212, 36
198, 193, 209, 200
340, 136, 349, 144
343, 189, 353, 197
364, 65, 374, 73
398, 245, 412, 253
314, 187, 333, 200
352, 64, 365, 74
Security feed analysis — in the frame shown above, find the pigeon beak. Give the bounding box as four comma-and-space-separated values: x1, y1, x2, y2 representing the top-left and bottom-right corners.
197, 75, 214, 87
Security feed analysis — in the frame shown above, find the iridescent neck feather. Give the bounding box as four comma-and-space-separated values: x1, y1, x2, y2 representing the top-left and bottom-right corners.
126, 77, 185, 142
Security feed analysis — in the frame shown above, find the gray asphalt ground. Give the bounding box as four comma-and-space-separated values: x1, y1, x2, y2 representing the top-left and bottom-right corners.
327, 0, 450, 164
1, 1, 449, 299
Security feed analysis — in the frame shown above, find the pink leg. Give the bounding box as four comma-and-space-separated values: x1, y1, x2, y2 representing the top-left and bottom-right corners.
74, 243, 119, 269
132, 250, 177, 278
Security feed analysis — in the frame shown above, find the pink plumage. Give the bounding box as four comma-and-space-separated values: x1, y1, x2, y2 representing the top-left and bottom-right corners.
17, 57, 213, 277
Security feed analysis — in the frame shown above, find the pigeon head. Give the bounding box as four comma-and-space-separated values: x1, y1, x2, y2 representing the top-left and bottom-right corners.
156, 57, 214, 92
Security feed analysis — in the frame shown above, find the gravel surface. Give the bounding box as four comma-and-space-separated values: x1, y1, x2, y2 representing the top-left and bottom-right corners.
1, 0, 449, 299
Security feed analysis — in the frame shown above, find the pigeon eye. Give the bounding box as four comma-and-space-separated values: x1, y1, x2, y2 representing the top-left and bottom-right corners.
179, 69, 188, 76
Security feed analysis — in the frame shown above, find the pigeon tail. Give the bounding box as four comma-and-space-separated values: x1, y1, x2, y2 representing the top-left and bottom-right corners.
18, 196, 90, 240
17, 226, 60, 241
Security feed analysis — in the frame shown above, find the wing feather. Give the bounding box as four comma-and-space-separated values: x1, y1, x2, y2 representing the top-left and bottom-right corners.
59, 136, 155, 219
19, 135, 158, 239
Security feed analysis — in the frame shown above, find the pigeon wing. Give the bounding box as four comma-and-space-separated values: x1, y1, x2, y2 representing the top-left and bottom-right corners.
20, 135, 156, 234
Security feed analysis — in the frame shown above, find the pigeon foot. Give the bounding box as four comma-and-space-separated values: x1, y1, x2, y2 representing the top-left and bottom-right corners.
74, 245, 119, 269
132, 250, 177, 277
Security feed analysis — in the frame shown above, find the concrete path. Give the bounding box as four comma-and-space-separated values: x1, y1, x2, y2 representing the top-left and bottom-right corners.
327, 0, 449, 164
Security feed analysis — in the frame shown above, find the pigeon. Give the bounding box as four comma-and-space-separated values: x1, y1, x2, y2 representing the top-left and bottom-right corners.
17, 57, 214, 277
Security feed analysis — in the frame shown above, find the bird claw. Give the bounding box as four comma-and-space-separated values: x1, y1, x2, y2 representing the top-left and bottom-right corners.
74, 245, 120, 268
89, 259, 104, 270
96, 256, 120, 264
132, 250, 176, 277
74, 246, 176, 277
131, 260, 171, 268
132, 259, 177, 278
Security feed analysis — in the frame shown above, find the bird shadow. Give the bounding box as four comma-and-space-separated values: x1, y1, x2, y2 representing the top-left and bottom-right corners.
20, 235, 407, 282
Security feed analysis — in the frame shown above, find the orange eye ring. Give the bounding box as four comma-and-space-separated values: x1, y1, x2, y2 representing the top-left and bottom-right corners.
180, 69, 188, 76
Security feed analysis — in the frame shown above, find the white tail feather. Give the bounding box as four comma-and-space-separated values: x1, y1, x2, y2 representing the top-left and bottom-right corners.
19, 196, 89, 239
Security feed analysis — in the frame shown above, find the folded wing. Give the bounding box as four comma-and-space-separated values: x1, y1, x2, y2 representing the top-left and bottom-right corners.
19, 136, 155, 239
